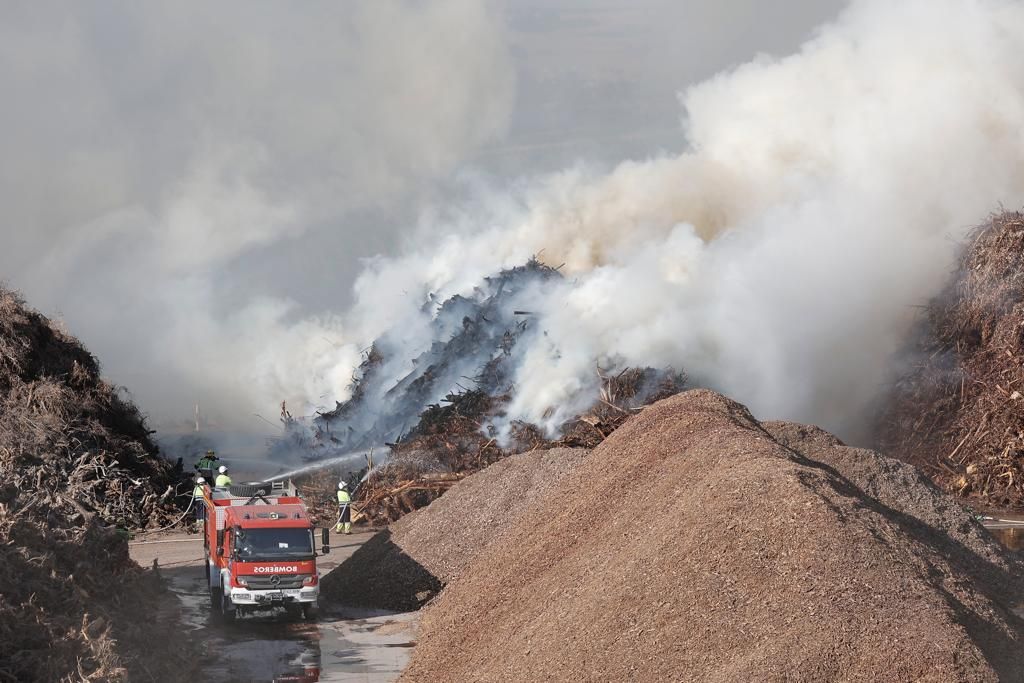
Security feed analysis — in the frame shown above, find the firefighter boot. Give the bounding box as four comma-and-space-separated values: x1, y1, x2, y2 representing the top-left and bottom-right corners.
344, 522, 352, 535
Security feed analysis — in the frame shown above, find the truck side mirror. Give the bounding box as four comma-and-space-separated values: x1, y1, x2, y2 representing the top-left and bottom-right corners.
321, 528, 330, 554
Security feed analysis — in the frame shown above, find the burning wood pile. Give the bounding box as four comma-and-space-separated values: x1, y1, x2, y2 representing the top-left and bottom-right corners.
291, 258, 685, 525
282, 259, 562, 462
878, 212, 1024, 509
322, 366, 685, 526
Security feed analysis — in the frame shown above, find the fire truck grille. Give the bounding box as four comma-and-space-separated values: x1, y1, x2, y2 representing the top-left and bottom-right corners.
242, 574, 307, 590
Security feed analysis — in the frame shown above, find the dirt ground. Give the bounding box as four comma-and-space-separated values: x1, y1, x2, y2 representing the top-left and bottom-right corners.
129, 530, 418, 683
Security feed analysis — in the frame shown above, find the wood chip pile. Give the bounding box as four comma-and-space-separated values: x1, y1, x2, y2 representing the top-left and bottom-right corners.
878, 212, 1024, 509
320, 447, 589, 610
397, 390, 1024, 681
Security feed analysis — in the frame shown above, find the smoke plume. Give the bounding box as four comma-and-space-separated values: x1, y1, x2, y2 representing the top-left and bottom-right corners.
323, 0, 1024, 442
0, 0, 513, 430
6, 0, 1024, 445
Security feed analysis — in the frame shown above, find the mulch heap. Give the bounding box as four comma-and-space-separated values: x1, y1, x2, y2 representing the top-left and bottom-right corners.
320, 447, 589, 611
0, 287, 193, 682
878, 211, 1024, 510
393, 390, 1024, 682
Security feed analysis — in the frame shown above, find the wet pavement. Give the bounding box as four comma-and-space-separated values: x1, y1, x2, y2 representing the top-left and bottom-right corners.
978, 509, 1024, 552
984, 523, 1024, 552
130, 533, 418, 682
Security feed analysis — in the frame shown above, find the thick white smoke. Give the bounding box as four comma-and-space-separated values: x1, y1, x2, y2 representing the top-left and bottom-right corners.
0, 0, 513, 429
327, 0, 1024, 441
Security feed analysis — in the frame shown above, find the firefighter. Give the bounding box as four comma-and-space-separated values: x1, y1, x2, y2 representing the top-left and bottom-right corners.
195, 450, 218, 480
214, 465, 232, 488
336, 481, 352, 535
192, 477, 206, 523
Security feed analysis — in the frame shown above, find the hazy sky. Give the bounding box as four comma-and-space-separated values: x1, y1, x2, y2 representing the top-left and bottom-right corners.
0, 0, 845, 430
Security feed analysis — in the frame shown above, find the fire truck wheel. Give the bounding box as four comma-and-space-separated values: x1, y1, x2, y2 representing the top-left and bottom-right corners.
210, 586, 222, 611
221, 592, 237, 621
301, 604, 318, 621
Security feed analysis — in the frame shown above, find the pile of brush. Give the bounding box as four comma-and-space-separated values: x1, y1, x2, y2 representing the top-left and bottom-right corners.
0, 506, 193, 682
0, 288, 192, 681
878, 212, 1024, 509
0, 288, 182, 528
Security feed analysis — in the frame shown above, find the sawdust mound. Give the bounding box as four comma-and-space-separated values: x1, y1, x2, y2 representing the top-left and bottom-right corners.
878, 211, 1024, 509
765, 421, 1013, 572
321, 447, 589, 611
402, 390, 1024, 682
0, 288, 192, 681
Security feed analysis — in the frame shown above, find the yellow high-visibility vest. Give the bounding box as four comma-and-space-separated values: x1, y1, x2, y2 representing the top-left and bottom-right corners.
215, 474, 232, 487
192, 485, 204, 498
337, 490, 351, 504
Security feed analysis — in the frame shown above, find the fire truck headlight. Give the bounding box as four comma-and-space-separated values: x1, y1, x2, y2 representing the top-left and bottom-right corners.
235, 576, 248, 587
302, 575, 318, 587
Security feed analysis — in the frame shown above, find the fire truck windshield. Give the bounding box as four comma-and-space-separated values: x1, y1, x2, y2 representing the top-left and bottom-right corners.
234, 528, 314, 561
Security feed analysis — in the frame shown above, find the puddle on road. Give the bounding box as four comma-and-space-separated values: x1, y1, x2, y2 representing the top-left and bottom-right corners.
168, 566, 416, 682
994, 529, 1024, 620
988, 526, 1024, 552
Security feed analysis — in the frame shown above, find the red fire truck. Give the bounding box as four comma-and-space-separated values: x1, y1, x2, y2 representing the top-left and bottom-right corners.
199, 479, 330, 621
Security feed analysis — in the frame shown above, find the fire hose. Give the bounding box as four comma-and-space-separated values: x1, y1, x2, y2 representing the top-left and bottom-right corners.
131, 489, 199, 537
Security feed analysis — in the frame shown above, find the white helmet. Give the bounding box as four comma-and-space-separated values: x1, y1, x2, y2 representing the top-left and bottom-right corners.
338, 481, 347, 490
218, 465, 228, 473
196, 476, 205, 484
